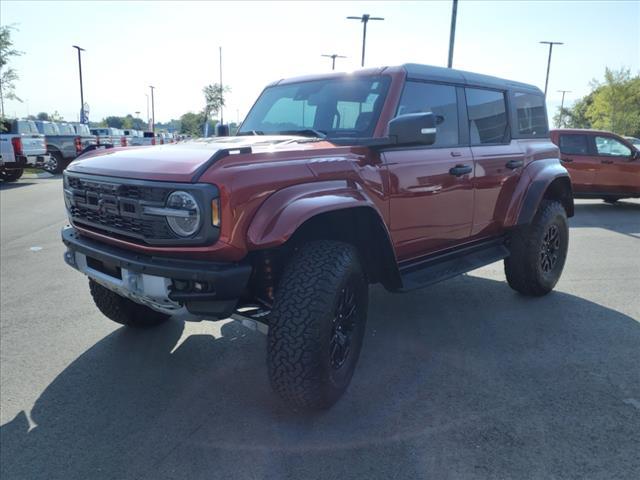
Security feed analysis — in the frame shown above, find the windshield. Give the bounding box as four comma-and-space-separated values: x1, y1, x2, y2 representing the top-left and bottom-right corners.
239, 75, 391, 138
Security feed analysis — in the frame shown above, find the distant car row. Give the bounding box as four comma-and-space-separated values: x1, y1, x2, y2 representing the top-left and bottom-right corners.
0, 118, 179, 177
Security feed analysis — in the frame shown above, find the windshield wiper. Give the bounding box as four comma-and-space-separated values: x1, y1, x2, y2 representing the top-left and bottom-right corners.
276, 129, 327, 139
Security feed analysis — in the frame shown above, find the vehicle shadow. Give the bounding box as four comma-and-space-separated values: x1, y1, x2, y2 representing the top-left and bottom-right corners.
0, 181, 38, 190
1, 276, 639, 480
570, 200, 640, 239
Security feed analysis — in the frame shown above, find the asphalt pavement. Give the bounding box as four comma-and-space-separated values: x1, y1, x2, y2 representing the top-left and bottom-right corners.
1, 177, 639, 480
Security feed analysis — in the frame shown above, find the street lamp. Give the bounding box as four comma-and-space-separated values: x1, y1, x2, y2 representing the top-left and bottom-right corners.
557, 90, 571, 127
347, 14, 384, 67
447, 0, 458, 68
72, 45, 86, 123
540, 41, 564, 97
149, 85, 155, 133
321, 54, 347, 71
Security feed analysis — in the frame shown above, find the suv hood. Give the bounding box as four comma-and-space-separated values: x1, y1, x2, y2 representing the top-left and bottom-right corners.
67, 136, 336, 182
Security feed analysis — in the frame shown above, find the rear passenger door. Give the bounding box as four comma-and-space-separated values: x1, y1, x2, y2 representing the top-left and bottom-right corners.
465, 88, 524, 237
557, 133, 596, 192
384, 81, 474, 261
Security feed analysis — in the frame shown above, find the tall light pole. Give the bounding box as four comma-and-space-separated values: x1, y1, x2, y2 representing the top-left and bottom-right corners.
347, 14, 384, 67
321, 54, 347, 71
145, 93, 150, 129
149, 85, 155, 133
72, 45, 86, 123
540, 41, 563, 97
219, 46, 223, 126
557, 90, 571, 127
447, 0, 458, 68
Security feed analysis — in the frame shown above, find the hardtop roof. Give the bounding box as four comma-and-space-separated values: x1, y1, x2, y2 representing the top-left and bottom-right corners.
270, 63, 542, 95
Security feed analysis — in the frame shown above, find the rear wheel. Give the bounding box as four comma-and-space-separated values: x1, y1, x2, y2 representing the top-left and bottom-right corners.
89, 279, 170, 328
44, 151, 66, 174
0, 169, 24, 182
504, 200, 569, 296
267, 240, 368, 410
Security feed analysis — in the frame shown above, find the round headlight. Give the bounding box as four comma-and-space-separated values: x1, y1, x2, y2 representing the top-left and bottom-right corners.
166, 191, 200, 237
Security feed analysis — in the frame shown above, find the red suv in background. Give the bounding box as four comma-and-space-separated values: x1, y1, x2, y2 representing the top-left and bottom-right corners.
550, 129, 640, 203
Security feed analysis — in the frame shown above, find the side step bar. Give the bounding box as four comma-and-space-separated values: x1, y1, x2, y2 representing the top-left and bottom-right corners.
399, 237, 510, 292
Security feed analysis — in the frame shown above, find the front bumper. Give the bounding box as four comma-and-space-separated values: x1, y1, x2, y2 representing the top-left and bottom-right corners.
62, 226, 252, 319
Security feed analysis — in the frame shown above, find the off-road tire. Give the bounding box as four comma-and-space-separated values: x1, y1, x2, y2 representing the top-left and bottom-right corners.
504, 200, 568, 296
89, 279, 170, 327
267, 240, 368, 410
0, 169, 24, 182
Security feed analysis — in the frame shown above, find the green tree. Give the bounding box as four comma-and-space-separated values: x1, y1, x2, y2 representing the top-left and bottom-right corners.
179, 112, 202, 136
553, 92, 595, 129
36, 112, 49, 121
0, 25, 23, 122
203, 83, 229, 135
104, 116, 124, 128
586, 68, 640, 136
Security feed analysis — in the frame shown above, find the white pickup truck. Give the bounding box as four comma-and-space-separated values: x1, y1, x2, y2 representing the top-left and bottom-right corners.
1, 119, 50, 182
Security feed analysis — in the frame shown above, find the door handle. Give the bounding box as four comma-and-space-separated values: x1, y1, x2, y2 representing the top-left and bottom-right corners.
449, 164, 472, 176
450, 151, 462, 157
601, 159, 613, 164
505, 159, 524, 169
561, 158, 573, 163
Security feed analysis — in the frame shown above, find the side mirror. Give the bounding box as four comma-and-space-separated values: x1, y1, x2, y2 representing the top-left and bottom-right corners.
388, 112, 437, 146
632, 149, 640, 161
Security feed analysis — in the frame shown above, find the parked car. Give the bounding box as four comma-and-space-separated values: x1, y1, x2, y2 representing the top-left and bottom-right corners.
624, 136, 640, 148
140, 131, 161, 145
62, 64, 573, 410
123, 129, 143, 146
34, 121, 97, 173
1, 119, 49, 180
90, 127, 126, 147
550, 129, 640, 202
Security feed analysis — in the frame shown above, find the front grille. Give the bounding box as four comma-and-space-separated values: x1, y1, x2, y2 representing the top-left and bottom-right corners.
64, 172, 220, 247
65, 174, 177, 243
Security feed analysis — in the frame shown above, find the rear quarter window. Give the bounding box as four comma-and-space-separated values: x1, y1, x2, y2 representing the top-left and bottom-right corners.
514, 92, 548, 136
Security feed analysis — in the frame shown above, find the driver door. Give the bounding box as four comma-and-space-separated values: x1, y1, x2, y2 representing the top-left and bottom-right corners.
384, 81, 473, 261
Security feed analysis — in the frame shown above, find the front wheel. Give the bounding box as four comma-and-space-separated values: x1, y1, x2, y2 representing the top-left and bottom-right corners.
504, 200, 569, 296
267, 240, 368, 410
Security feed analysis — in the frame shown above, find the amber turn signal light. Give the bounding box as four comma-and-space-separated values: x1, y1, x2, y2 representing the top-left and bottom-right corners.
211, 199, 221, 227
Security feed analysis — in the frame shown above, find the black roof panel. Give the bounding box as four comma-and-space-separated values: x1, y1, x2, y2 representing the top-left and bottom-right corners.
402, 63, 542, 94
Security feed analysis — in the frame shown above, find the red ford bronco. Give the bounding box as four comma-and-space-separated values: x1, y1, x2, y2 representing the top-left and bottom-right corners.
62, 64, 573, 410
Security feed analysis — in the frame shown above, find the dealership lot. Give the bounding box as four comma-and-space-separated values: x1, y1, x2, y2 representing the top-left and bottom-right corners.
1, 177, 639, 480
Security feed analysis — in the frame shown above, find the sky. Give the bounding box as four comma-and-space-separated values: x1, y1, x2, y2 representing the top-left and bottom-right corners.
1, 0, 638, 125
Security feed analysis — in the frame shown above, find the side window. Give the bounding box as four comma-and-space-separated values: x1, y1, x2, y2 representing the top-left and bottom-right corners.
514, 92, 548, 136
396, 81, 459, 147
559, 134, 588, 154
465, 88, 508, 145
595, 136, 631, 157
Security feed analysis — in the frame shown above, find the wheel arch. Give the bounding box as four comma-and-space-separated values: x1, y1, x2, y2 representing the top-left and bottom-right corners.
509, 159, 574, 227
247, 181, 402, 291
